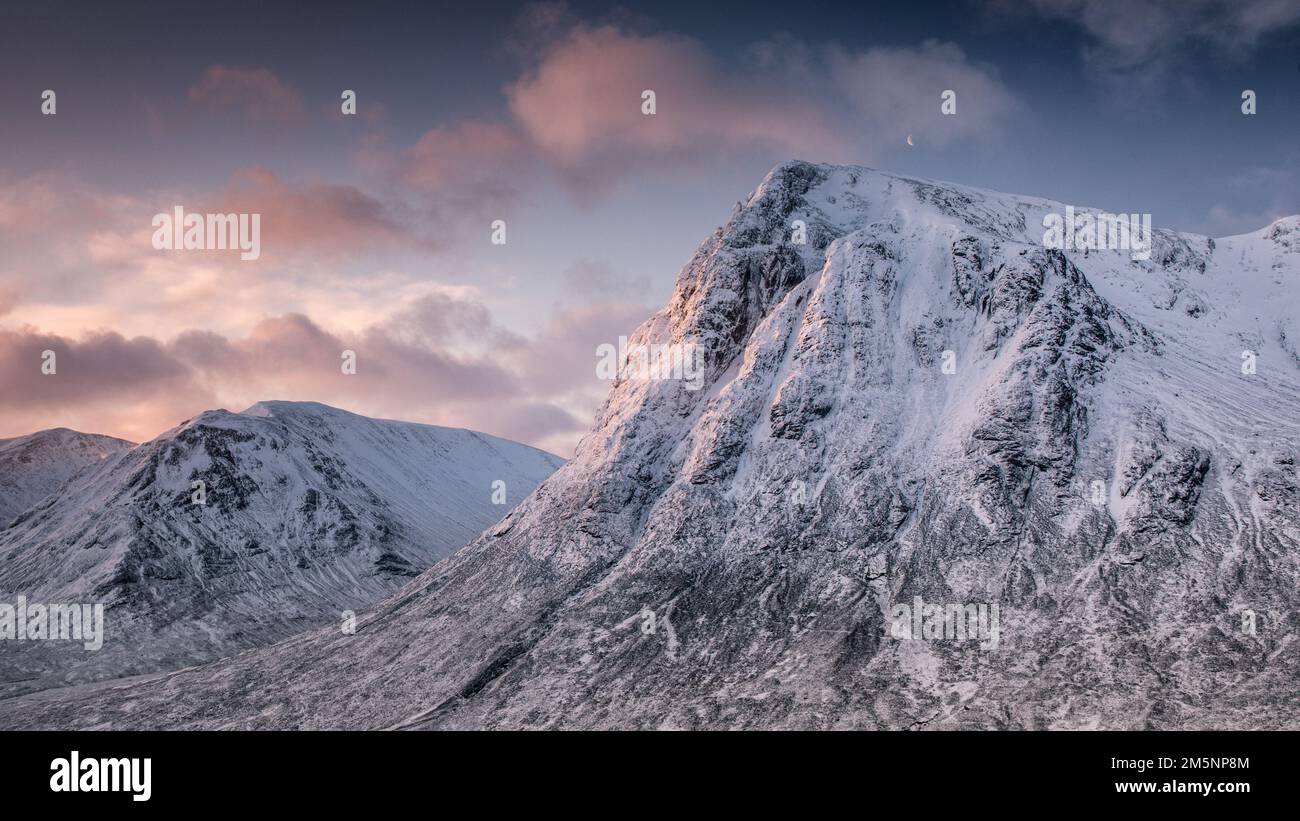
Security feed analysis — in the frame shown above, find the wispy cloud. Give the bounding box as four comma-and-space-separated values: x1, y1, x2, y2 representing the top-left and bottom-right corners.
187, 65, 307, 126
1010, 0, 1300, 63
992, 0, 1300, 95
828, 40, 1018, 149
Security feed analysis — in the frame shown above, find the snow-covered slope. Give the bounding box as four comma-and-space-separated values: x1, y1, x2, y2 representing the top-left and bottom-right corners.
0, 429, 133, 529
0, 401, 563, 695
6, 163, 1300, 729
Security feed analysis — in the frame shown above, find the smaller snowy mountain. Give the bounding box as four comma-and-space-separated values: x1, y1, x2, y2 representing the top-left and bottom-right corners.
0, 401, 563, 696
0, 429, 134, 529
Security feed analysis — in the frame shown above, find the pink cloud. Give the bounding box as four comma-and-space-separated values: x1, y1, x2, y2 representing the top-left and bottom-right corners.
360, 120, 536, 228
205, 167, 420, 261
1, 168, 417, 287
405, 121, 531, 191
506, 24, 853, 194
0, 287, 651, 454
500, 22, 1019, 195
0, 327, 211, 442
187, 65, 307, 126
0, 288, 17, 319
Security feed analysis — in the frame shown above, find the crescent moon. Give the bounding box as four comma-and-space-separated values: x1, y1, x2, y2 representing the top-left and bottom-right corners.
906, 134, 914, 146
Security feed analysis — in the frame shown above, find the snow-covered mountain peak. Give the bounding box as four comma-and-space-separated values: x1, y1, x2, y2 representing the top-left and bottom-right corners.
5, 164, 1300, 730
0, 428, 134, 530
239, 399, 354, 419
0, 402, 563, 695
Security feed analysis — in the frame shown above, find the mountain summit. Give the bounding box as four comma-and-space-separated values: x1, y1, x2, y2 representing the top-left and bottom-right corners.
0, 401, 563, 695
0, 428, 133, 529
6, 163, 1300, 729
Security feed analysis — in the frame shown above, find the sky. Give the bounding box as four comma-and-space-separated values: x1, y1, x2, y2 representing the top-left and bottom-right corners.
2, 0, 1300, 455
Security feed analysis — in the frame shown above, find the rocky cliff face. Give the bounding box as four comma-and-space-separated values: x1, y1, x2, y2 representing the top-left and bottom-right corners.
0, 401, 563, 696
4, 163, 1299, 729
